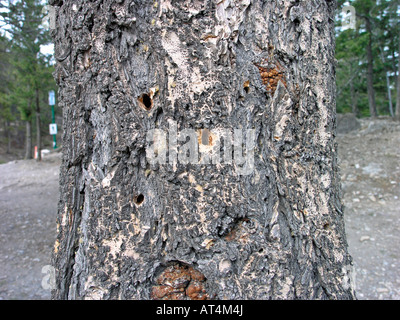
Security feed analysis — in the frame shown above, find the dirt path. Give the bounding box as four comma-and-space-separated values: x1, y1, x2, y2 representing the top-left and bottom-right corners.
0, 153, 60, 299
339, 118, 400, 299
0, 118, 399, 300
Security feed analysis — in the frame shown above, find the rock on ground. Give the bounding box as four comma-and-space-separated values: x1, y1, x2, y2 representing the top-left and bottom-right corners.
336, 113, 361, 134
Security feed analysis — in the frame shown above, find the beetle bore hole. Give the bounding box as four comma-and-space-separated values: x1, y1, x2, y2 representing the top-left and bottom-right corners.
243, 80, 250, 93
134, 194, 144, 205
138, 93, 153, 111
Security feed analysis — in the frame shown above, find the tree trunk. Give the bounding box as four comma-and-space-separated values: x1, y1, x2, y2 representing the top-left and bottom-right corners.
35, 87, 42, 161
3, 120, 11, 154
379, 47, 394, 117
385, 71, 394, 117
349, 66, 358, 116
396, 35, 400, 121
51, 0, 355, 300
24, 120, 32, 159
7, 121, 11, 154
365, 17, 378, 118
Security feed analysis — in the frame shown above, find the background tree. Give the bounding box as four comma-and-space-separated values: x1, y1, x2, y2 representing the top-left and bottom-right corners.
335, 25, 366, 115
0, 0, 53, 160
336, 0, 399, 118
0, 34, 14, 154
354, 0, 379, 117
51, 0, 355, 300
374, 0, 398, 117
397, 37, 400, 120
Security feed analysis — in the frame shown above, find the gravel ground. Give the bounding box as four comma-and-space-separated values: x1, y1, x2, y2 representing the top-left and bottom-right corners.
0, 118, 399, 300
0, 152, 60, 300
339, 118, 400, 300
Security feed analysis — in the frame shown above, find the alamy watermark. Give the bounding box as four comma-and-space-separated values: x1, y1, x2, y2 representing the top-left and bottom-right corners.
38, 3, 356, 176
341, 5, 356, 30
41, 5, 56, 31
41, 265, 56, 290
146, 121, 255, 176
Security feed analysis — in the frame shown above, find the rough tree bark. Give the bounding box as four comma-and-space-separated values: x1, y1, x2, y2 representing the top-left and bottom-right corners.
51, 0, 356, 300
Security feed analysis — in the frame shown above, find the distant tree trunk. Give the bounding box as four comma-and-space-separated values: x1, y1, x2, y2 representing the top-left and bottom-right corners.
349, 67, 358, 116
7, 122, 11, 154
24, 120, 32, 159
396, 36, 400, 121
35, 88, 42, 161
51, 0, 355, 300
365, 17, 378, 118
379, 47, 394, 117
384, 73, 394, 117
3, 120, 11, 154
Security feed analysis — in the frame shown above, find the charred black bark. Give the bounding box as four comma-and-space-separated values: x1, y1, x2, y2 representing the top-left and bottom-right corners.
51, 0, 356, 300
